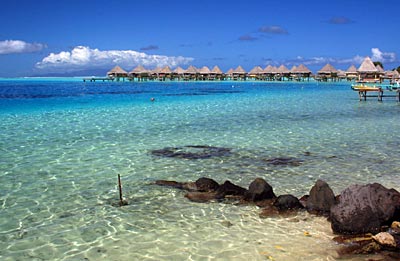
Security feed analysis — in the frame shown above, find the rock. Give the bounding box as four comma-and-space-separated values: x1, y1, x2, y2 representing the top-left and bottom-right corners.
215, 181, 247, 199
390, 221, 400, 235
185, 192, 218, 203
330, 183, 400, 234
273, 194, 304, 211
155, 180, 184, 189
373, 232, 396, 248
306, 179, 336, 215
181, 182, 198, 191
195, 177, 219, 192
244, 178, 276, 202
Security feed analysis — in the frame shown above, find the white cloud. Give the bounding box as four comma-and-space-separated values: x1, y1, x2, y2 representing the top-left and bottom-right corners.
36, 46, 194, 72
0, 40, 46, 54
282, 48, 396, 67
371, 48, 396, 63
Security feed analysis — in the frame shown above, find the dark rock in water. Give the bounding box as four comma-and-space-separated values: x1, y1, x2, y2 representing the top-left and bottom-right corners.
273, 194, 304, 211
263, 157, 303, 166
150, 145, 232, 160
306, 179, 336, 215
195, 177, 219, 192
330, 183, 400, 235
215, 180, 247, 199
185, 192, 218, 203
244, 178, 276, 202
155, 180, 184, 189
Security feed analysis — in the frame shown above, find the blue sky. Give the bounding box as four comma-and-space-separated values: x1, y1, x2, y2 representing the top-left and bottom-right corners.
1, 0, 399, 77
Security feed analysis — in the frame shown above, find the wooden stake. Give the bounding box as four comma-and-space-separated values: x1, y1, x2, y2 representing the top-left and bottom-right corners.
118, 174, 123, 205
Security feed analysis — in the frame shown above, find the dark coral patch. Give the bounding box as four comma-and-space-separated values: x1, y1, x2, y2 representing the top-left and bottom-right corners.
150, 145, 232, 160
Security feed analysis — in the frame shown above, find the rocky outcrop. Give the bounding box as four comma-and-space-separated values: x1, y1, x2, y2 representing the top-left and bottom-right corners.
306, 179, 336, 215
330, 183, 400, 234
244, 178, 276, 202
273, 194, 304, 211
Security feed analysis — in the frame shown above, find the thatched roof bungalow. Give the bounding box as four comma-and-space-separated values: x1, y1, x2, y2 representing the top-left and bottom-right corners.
129, 65, 150, 81
292, 64, 312, 81
107, 65, 128, 79
357, 57, 381, 83
198, 66, 211, 80
275, 65, 291, 80
345, 65, 358, 81
183, 65, 198, 80
317, 63, 339, 81
232, 66, 247, 80
248, 66, 264, 80
210, 65, 224, 80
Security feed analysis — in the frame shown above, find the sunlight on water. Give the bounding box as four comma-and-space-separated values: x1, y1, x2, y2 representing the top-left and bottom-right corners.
0, 80, 399, 260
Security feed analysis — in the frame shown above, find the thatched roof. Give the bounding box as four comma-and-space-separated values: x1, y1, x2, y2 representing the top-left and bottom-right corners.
277, 65, 290, 74
174, 66, 186, 74
249, 66, 263, 75
108, 65, 128, 75
337, 70, 346, 77
269, 66, 278, 74
346, 65, 357, 73
318, 63, 338, 74
290, 65, 297, 72
233, 66, 246, 74
357, 57, 378, 73
292, 64, 311, 74
129, 65, 149, 74
152, 67, 162, 74
198, 66, 211, 74
160, 66, 172, 74
226, 68, 234, 75
263, 65, 274, 73
211, 65, 223, 74
185, 65, 198, 74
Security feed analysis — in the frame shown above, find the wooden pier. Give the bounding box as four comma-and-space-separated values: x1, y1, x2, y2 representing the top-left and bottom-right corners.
83, 77, 115, 82
352, 85, 400, 102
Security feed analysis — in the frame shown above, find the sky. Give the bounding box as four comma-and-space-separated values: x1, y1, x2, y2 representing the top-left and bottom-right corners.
1, 0, 400, 77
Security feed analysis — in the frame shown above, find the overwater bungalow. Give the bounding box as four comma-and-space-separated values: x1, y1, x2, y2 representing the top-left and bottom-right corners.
184, 65, 198, 81
384, 69, 400, 84
158, 66, 173, 81
317, 63, 339, 82
345, 65, 358, 81
210, 65, 224, 80
292, 64, 312, 81
198, 66, 211, 81
263, 65, 275, 81
232, 66, 247, 81
173, 66, 186, 80
129, 65, 150, 81
225, 68, 234, 80
276, 65, 291, 81
248, 66, 264, 80
107, 65, 128, 81
150, 67, 162, 80
357, 57, 381, 83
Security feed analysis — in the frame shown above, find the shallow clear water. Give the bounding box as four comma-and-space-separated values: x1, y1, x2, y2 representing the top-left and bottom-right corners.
0, 79, 399, 260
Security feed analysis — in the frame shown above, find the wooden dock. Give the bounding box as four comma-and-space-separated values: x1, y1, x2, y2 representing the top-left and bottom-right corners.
83, 77, 115, 82
352, 85, 400, 102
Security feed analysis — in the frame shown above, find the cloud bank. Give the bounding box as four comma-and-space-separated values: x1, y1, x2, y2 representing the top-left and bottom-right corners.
36, 46, 194, 72
0, 40, 46, 54
278, 48, 396, 67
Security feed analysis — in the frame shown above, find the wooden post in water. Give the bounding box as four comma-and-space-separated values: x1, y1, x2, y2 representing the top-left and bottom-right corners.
118, 174, 128, 206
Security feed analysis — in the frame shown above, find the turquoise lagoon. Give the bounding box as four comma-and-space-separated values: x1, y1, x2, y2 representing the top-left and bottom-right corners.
0, 79, 399, 260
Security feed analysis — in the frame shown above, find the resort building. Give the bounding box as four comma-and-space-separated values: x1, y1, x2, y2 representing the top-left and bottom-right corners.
357, 57, 381, 83
107, 65, 128, 81
317, 63, 339, 81
345, 65, 358, 81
